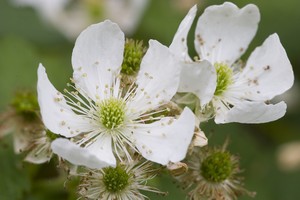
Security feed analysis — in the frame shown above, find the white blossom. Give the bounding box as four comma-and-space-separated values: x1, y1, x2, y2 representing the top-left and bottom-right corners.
37, 20, 195, 169
0, 105, 52, 164
78, 158, 164, 200
11, 0, 149, 39
23, 130, 53, 164
170, 2, 294, 124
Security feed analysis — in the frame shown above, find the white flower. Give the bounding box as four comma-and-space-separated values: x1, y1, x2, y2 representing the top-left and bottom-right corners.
0, 90, 53, 164
170, 2, 294, 124
78, 158, 164, 200
11, 0, 149, 39
37, 20, 195, 169
23, 129, 53, 164
0, 114, 53, 164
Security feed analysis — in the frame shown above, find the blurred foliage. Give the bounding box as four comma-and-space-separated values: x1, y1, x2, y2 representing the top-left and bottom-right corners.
0, 0, 300, 199
0, 136, 30, 200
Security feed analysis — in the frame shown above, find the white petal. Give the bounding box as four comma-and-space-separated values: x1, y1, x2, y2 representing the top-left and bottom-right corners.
193, 130, 208, 147
177, 60, 216, 106
85, 134, 116, 167
72, 20, 125, 100
13, 130, 31, 154
133, 107, 195, 165
25, 154, 51, 164
236, 34, 294, 101
169, 5, 197, 61
195, 2, 260, 66
128, 40, 181, 114
51, 137, 116, 169
37, 64, 93, 138
24, 144, 52, 164
215, 101, 287, 124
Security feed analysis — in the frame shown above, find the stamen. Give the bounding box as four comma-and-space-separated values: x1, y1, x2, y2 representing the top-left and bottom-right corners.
98, 98, 126, 130
214, 63, 233, 96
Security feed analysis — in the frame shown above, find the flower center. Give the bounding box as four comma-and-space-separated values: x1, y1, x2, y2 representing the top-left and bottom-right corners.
201, 151, 232, 183
102, 166, 130, 193
98, 98, 126, 130
214, 63, 233, 96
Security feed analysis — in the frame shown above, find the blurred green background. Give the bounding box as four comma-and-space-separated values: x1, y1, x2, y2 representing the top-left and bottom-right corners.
0, 0, 299, 199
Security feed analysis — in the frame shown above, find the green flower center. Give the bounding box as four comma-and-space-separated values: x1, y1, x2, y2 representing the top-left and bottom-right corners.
201, 151, 233, 183
98, 98, 126, 130
214, 63, 233, 96
121, 39, 146, 75
103, 166, 130, 193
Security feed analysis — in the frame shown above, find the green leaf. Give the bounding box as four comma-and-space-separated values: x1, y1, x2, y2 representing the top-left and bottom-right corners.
0, 136, 31, 200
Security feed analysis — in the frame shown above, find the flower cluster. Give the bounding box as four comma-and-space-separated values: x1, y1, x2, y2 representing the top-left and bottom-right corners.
1, 2, 294, 200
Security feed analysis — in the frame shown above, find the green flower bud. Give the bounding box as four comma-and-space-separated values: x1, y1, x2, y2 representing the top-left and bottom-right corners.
11, 90, 39, 121
121, 39, 146, 75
